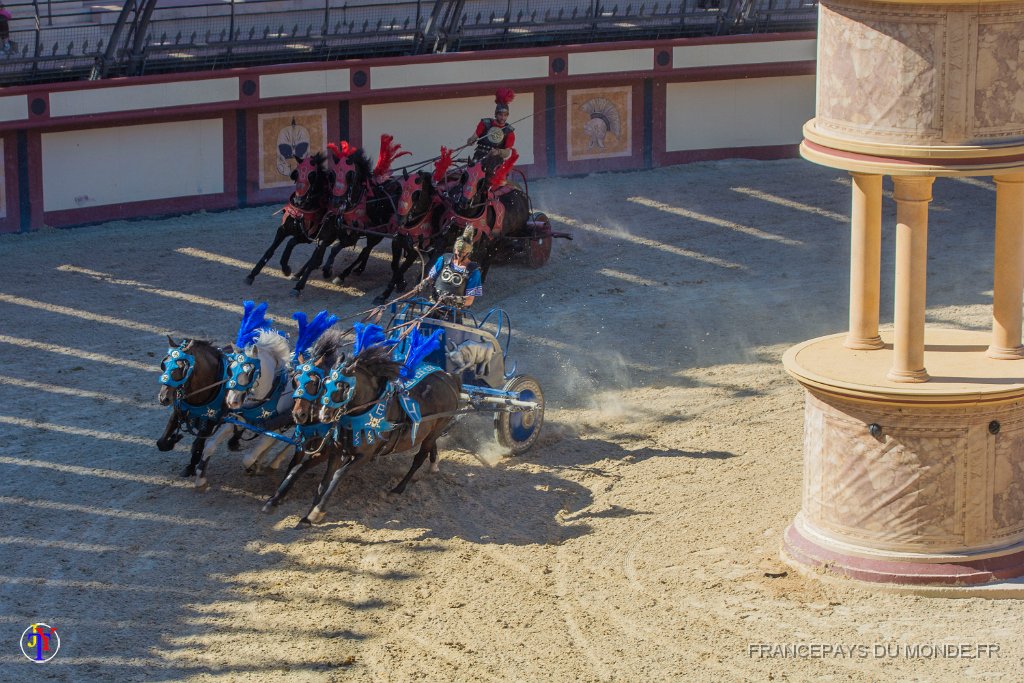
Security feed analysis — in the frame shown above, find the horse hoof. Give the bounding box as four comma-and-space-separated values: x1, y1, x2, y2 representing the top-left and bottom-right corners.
355, 267, 366, 275
194, 478, 208, 492
296, 517, 313, 528
180, 465, 196, 477
261, 501, 276, 514
281, 266, 292, 277
389, 485, 406, 495
157, 439, 174, 452
372, 295, 387, 306
290, 289, 301, 298
396, 280, 408, 292
331, 276, 344, 285
321, 269, 333, 280
244, 276, 254, 286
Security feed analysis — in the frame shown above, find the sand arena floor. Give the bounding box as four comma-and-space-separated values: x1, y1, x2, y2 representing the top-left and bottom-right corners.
1, 159, 1021, 681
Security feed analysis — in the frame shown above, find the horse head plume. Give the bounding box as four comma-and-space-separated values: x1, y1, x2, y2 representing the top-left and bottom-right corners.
372, 134, 412, 182
327, 140, 357, 162
235, 301, 273, 349
352, 322, 397, 356
489, 149, 519, 188
394, 327, 443, 379
433, 146, 453, 183
291, 309, 340, 363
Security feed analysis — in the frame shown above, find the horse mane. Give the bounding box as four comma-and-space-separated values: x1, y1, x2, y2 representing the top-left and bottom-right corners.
349, 344, 402, 381
248, 329, 291, 369
185, 339, 223, 365
348, 148, 373, 183
309, 328, 348, 366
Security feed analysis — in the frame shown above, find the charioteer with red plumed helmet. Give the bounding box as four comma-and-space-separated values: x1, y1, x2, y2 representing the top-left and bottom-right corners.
468, 88, 516, 162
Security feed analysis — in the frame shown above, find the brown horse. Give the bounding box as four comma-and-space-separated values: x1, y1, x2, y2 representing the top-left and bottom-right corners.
266, 337, 461, 526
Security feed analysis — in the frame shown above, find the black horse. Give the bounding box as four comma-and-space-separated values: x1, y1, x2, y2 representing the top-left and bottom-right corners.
439, 154, 531, 281
318, 148, 403, 290
261, 328, 347, 513
244, 153, 330, 286
372, 169, 447, 304
265, 339, 461, 526
287, 146, 380, 297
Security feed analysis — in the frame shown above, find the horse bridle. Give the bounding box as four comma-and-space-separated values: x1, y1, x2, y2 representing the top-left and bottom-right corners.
159, 342, 195, 388
290, 357, 335, 454
227, 350, 261, 393
321, 363, 358, 416
293, 359, 328, 403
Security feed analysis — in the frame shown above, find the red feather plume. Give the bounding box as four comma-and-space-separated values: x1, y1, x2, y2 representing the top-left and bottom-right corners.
433, 147, 453, 183
327, 141, 357, 162
489, 150, 519, 188
494, 88, 515, 107
372, 134, 412, 179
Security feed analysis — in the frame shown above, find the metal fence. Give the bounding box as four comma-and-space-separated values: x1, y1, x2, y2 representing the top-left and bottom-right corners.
0, 0, 817, 86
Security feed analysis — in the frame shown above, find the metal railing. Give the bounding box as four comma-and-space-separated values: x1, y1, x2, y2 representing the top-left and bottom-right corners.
0, 0, 817, 86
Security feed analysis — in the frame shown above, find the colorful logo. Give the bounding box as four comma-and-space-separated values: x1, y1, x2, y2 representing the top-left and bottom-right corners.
20, 623, 59, 663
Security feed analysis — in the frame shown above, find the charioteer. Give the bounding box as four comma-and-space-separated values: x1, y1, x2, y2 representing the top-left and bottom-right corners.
402, 226, 482, 318
468, 88, 516, 162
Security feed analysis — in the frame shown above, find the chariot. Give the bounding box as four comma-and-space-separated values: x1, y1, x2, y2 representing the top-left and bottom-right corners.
387, 299, 545, 454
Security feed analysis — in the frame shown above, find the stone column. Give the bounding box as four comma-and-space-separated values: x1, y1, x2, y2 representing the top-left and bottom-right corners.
845, 173, 884, 350
887, 176, 934, 383
988, 173, 1024, 359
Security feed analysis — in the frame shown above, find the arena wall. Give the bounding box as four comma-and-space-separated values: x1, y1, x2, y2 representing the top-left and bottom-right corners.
0, 33, 815, 232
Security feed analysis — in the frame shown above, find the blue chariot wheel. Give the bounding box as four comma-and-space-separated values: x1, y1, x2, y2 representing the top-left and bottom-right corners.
493, 375, 544, 455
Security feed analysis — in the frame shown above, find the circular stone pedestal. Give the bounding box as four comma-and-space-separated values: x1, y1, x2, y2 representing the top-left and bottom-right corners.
781, 329, 1024, 592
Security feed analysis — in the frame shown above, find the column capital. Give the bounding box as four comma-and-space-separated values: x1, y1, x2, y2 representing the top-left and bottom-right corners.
892, 176, 935, 203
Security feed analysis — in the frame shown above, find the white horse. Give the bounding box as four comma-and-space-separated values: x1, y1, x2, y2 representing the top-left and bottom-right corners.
193, 329, 294, 490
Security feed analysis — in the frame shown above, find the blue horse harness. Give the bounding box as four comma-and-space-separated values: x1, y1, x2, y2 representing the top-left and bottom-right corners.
227, 351, 261, 392
160, 345, 195, 387
224, 348, 291, 427
326, 363, 442, 447
290, 361, 335, 450
158, 341, 230, 431
232, 369, 290, 426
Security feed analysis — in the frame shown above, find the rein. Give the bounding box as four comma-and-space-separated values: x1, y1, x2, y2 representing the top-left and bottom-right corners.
181, 377, 227, 400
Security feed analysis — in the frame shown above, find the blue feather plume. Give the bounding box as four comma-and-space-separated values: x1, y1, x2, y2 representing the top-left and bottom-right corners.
396, 327, 443, 379
235, 300, 273, 349
352, 322, 387, 356
291, 310, 340, 362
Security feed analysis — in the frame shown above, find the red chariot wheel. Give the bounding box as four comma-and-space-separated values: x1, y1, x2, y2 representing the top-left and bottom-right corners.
525, 212, 553, 269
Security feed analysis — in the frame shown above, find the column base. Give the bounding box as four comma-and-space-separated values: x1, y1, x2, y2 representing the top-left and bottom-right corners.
986, 344, 1024, 360
885, 367, 930, 382
844, 334, 884, 350
782, 522, 1024, 595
